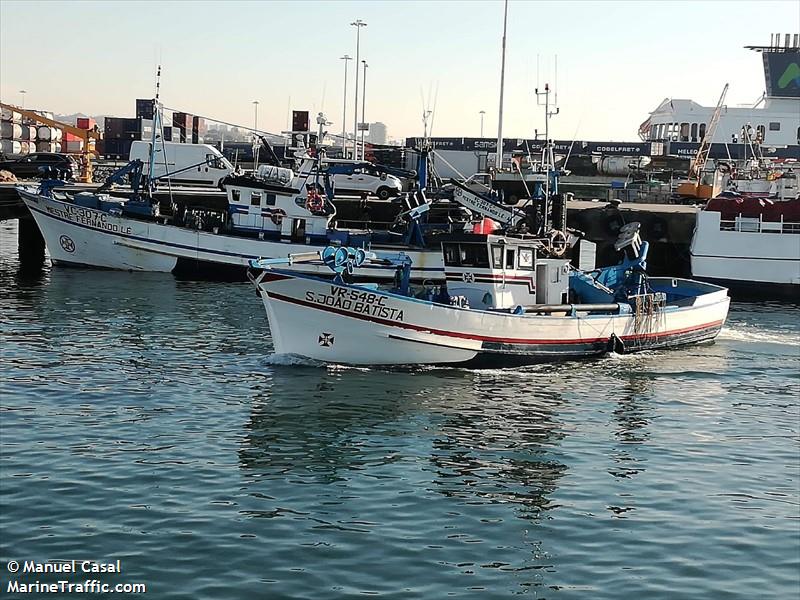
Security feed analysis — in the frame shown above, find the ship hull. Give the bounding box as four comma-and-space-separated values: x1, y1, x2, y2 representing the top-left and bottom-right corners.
255, 271, 730, 366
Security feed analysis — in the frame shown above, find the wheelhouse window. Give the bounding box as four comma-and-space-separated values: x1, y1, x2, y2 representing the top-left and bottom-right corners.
518, 247, 535, 270
680, 122, 690, 141
699, 123, 707, 139
769, 122, 780, 131
231, 189, 240, 202
250, 192, 261, 207
443, 243, 461, 266
505, 248, 515, 269
266, 194, 276, 206
690, 123, 698, 141
756, 125, 765, 142
460, 244, 489, 268
491, 245, 504, 268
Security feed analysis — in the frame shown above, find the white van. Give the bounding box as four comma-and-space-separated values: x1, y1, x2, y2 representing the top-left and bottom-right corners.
129, 141, 235, 187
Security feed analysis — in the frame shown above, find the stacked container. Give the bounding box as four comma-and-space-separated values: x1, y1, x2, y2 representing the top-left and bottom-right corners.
191, 116, 205, 144
172, 112, 192, 143
1, 107, 25, 156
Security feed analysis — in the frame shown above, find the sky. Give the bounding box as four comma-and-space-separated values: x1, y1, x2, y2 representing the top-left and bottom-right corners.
1, 0, 798, 143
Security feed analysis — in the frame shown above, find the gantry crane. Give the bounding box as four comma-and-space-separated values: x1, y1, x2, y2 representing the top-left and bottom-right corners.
0, 101, 101, 183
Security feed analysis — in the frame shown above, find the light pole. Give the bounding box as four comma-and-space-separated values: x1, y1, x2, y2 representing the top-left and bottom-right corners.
19, 90, 26, 110
351, 19, 367, 159
360, 60, 368, 155
479, 110, 485, 138
252, 100, 260, 168
340, 55, 352, 156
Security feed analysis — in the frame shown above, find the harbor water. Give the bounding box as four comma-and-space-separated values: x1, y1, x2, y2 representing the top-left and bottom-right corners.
1, 220, 798, 599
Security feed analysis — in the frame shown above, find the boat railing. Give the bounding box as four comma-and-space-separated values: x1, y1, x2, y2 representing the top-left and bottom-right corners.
719, 214, 800, 235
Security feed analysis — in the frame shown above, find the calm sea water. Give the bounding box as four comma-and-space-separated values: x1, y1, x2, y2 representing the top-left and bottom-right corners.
1, 220, 799, 599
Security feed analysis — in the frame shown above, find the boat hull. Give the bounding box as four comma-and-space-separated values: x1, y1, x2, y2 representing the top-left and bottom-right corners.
255, 271, 730, 366
690, 208, 800, 299
20, 190, 443, 281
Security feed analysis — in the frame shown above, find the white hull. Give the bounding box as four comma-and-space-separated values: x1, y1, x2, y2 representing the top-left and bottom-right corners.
690, 209, 800, 289
20, 191, 443, 280
255, 271, 730, 366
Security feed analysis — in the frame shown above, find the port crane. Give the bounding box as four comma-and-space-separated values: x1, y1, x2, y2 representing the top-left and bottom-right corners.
676, 84, 729, 199
0, 101, 101, 183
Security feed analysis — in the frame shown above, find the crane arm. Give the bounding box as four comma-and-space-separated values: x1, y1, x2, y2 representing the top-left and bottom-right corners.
0, 102, 101, 141
689, 84, 728, 179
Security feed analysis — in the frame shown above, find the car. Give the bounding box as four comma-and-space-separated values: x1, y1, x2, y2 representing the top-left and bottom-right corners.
0, 153, 78, 180
330, 167, 403, 200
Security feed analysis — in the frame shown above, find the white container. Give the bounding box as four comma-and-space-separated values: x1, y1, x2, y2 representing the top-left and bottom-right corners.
1, 108, 21, 122
20, 125, 37, 141
37, 141, 59, 152
37, 125, 54, 140
1, 139, 22, 154
1, 122, 23, 139
63, 140, 83, 153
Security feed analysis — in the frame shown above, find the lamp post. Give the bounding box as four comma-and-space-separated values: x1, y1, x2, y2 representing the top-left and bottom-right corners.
351, 19, 367, 159
19, 90, 26, 110
479, 110, 485, 138
252, 100, 260, 168
360, 60, 368, 155
340, 55, 352, 156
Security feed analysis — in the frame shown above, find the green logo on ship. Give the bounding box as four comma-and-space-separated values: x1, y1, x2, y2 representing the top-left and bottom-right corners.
777, 62, 800, 89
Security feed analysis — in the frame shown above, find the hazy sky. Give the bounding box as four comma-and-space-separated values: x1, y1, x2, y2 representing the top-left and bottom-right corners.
1, 0, 797, 142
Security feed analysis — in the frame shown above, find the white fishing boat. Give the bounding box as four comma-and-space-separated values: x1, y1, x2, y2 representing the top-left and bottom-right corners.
249, 224, 730, 366
690, 170, 800, 298
16, 102, 447, 281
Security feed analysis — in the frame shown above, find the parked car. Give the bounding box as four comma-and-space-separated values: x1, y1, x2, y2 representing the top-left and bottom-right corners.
330, 167, 403, 199
0, 153, 78, 180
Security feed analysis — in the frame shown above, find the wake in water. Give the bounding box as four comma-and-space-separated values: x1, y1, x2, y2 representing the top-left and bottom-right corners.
263, 353, 326, 367
718, 326, 800, 347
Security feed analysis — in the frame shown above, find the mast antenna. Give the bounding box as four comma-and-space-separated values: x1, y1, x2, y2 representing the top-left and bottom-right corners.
495, 0, 509, 171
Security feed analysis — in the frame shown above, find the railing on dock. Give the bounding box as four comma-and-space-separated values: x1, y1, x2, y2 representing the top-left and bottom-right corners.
720, 215, 800, 235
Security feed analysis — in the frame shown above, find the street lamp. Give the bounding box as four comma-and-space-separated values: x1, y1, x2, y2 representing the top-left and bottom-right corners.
360, 61, 368, 155
479, 110, 485, 138
340, 55, 352, 156
351, 19, 367, 159
252, 100, 260, 168
19, 90, 26, 110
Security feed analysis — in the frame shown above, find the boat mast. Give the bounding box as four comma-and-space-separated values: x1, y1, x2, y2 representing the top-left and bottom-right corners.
147, 65, 162, 197
494, 0, 508, 171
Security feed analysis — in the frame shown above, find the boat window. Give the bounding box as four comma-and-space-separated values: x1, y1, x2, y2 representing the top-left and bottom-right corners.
250, 192, 261, 207
292, 218, 306, 242
460, 244, 489, 268
231, 189, 240, 202
518, 247, 535, 270
690, 123, 698, 141
769, 122, 780, 131
266, 194, 276, 206
505, 248, 515, 269
443, 243, 461, 266
680, 122, 689, 141
756, 125, 765, 142
491, 245, 503, 268
797, 126, 800, 145
699, 123, 707, 139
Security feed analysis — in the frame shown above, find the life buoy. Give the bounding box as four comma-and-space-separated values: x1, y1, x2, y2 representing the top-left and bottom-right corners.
548, 229, 568, 257
305, 189, 324, 213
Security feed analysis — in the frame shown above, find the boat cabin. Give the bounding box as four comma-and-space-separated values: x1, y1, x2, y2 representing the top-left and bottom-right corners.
440, 234, 571, 310
223, 155, 335, 243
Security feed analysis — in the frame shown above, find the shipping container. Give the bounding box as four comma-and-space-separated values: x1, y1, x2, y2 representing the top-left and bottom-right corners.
76, 117, 97, 130
1, 122, 23, 139
136, 98, 155, 120
103, 138, 133, 160
173, 112, 192, 130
